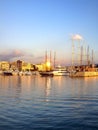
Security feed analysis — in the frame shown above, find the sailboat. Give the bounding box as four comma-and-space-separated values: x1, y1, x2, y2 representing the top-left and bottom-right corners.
70, 42, 98, 77
39, 51, 54, 76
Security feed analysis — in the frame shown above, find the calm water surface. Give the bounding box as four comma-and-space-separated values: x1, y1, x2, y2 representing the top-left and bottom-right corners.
0, 75, 98, 130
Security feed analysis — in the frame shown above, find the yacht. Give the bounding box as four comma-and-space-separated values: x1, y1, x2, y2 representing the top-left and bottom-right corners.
53, 68, 69, 76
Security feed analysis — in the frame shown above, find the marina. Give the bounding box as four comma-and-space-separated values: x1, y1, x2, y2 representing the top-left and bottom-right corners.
0, 0, 98, 129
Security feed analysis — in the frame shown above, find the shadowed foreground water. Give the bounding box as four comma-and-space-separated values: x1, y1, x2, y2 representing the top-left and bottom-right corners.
0, 75, 98, 130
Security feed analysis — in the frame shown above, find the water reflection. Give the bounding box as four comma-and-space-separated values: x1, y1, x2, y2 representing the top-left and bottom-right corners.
15, 76, 22, 103
0, 76, 98, 130
44, 77, 52, 102
70, 77, 98, 98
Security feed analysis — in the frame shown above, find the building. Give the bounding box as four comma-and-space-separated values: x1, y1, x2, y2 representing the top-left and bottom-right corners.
17, 60, 22, 71
0, 61, 10, 71
36, 63, 52, 71
22, 62, 31, 71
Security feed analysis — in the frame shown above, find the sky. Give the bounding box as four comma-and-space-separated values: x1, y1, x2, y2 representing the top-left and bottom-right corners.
0, 0, 98, 65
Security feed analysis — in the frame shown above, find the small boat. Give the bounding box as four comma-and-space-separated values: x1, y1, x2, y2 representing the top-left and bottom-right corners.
3, 71, 13, 76
39, 71, 54, 76
12, 70, 19, 75
24, 71, 32, 76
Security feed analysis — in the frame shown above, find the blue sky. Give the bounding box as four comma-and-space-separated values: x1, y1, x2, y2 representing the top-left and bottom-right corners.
0, 0, 98, 65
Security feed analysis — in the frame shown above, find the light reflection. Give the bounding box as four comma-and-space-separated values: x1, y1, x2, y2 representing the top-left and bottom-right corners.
44, 77, 52, 102
0, 75, 98, 104
54, 76, 62, 87
70, 77, 98, 98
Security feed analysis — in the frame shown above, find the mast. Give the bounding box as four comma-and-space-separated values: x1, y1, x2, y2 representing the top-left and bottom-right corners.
72, 39, 74, 69
45, 50, 47, 63
92, 49, 94, 66
80, 46, 83, 65
50, 51, 51, 64
54, 51, 56, 68
87, 46, 89, 65
78, 39, 81, 66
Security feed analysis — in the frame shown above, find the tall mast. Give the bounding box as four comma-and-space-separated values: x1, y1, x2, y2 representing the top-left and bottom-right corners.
84, 45, 86, 65
92, 49, 94, 66
87, 46, 89, 65
50, 51, 51, 64
78, 39, 81, 66
54, 51, 56, 68
80, 46, 83, 65
45, 50, 47, 63
72, 39, 74, 69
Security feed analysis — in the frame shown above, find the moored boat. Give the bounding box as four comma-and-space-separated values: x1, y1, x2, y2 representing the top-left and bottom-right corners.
39, 71, 53, 76
70, 71, 98, 77
53, 69, 69, 76
69, 67, 98, 77
3, 71, 13, 76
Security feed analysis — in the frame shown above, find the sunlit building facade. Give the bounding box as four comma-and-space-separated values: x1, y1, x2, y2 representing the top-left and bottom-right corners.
17, 60, 22, 71
0, 61, 10, 71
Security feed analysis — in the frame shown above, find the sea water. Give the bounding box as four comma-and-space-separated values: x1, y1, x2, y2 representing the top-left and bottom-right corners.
0, 75, 98, 130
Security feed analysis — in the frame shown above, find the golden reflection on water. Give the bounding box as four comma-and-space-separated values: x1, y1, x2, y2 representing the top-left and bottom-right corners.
70, 77, 98, 98
45, 77, 51, 96
44, 77, 51, 102
0, 76, 98, 130
0, 75, 98, 101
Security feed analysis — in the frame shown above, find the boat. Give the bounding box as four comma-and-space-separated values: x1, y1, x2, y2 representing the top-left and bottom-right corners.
3, 71, 13, 76
70, 67, 98, 77
53, 68, 69, 76
24, 71, 32, 76
12, 70, 19, 75
70, 71, 98, 77
39, 71, 54, 76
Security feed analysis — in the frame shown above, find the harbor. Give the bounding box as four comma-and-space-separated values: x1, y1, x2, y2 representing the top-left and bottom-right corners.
0, 0, 98, 129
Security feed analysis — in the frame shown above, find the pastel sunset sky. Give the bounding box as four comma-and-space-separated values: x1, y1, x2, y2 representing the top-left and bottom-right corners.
0, 0, 98, 65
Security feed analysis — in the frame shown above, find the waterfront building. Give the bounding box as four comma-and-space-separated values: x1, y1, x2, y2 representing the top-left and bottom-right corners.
36, 63, 46, 71
0, 61, 10, 71
10, 61, 18, 71
17, 60, 22, 71
36, 63, 47, 71
0, 62, 1, 70
22, 62, 31, 71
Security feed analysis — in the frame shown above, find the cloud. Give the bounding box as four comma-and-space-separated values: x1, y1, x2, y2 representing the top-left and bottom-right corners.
71, 34, 83, 40
33, 56, 44, 64
0, 49, 44, 63
0, 49, 32, 61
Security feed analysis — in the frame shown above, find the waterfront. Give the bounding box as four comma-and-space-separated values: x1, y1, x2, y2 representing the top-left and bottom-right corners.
0, 75, 98, 130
